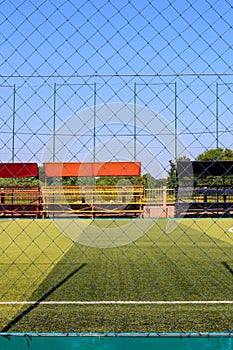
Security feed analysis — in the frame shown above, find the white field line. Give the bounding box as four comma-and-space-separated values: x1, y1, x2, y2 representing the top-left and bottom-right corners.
0, 300, 232, 305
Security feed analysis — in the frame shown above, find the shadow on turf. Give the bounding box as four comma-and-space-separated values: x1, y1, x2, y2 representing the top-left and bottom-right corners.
1, 262, 86, 332
222, 262, 233, 276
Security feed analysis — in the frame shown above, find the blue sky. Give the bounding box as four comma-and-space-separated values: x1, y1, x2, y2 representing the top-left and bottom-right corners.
0, 0, 232, 76
0, 1, 233, 168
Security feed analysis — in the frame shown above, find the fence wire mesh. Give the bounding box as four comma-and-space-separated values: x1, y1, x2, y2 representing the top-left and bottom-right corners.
0, 0, 232, 334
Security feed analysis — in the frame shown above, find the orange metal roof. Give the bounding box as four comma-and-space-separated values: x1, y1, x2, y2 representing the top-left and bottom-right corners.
44, 162, 141, 177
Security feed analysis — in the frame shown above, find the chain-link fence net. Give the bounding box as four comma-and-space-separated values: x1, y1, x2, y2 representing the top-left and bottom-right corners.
0, 0, 232, 334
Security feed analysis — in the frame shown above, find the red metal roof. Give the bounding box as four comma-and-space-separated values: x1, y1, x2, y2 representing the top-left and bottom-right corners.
0, 163, 39, 178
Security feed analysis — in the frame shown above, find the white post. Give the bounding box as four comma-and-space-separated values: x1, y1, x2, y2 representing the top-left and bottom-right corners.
163, 186, 167, 217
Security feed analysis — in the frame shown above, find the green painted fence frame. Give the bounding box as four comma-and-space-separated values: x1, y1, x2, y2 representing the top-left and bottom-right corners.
0, 333, 232, 350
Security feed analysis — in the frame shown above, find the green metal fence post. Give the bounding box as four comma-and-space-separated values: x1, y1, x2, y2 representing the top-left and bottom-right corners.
12, 84, 16, 163
174, 81, 178, 163
93, 82, 96, 162
134, 82, 137, 161
216, 81, 219, 161
53, 83, 56, 162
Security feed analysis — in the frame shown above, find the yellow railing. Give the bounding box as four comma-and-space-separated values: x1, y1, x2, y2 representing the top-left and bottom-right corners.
0, 186, 176, 206
41, 186, 144, 205
0, 186, 177, 218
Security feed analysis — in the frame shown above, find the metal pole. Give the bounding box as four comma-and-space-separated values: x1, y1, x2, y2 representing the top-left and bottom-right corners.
93, 82, 96, 162
53, 83, 56, 162
134, 82, 137, 161
216, 82, 219, 160
174, 82, 178, 162
12, 84, 16, 163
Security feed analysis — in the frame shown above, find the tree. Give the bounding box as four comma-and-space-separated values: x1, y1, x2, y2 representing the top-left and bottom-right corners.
197, 148, 233, 161
167, 156, 191, 188
167, 160, 177, 188
142, 173, 166, 188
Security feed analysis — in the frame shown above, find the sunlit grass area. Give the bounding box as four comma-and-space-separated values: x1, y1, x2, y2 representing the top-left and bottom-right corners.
0, 218, 232, 332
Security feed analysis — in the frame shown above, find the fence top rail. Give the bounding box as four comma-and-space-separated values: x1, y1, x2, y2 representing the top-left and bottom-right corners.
42, 185, 143, 190
0, 186, 40, 190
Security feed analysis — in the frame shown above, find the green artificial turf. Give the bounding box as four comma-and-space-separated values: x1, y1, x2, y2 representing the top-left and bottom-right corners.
0, 218, 232, 332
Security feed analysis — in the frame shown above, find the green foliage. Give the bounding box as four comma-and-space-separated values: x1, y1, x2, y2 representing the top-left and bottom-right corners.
61, 174, 165, 188
167, 160, 177, 188
62, 176, 143, 187
62, 176, 95, 186
143, 173, 166, 188
167, 157, 191, 188
0, 177, 39, 187
60, 173, 166, 189
197, 148, 233, 161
